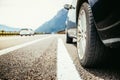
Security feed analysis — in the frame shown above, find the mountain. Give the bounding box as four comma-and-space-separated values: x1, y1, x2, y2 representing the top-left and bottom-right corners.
0, 24, 20, 32
35, 8, 68, 33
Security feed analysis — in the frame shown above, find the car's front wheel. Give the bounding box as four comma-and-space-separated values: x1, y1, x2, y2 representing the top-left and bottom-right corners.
77, 2, 106, 67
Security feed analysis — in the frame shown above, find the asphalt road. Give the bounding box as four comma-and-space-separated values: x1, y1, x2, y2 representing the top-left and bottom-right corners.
0, 35, 50, 50
0, 34, 120, 80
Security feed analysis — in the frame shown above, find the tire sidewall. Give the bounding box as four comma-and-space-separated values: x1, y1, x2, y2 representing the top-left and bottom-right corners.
77, 3, 97, 66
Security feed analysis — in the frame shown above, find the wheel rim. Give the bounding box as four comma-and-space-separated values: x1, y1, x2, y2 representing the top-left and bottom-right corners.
77, 9, 87, 60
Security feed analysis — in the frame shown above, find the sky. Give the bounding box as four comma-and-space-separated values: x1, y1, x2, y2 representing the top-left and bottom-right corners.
0, 0, 72, 30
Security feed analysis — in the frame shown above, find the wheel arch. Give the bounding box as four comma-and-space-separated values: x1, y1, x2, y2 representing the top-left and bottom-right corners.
76, 0, 105, 46
76, 0, 120, 29
76, 0, 120, 47
76, 0, 94, 23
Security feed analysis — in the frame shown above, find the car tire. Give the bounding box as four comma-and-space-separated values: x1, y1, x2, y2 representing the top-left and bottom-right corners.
66, 33, 73, 43
77, 2, 106, 67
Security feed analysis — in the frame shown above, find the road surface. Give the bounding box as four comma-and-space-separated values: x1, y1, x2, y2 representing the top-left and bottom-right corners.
0, 34, 120, 80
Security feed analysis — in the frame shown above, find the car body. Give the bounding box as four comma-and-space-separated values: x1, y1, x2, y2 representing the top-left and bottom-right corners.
64, 0, 120, 67
20, 28, 34, 36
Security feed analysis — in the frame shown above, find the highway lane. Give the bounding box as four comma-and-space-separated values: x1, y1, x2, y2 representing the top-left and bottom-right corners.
0, 35, 57, 79
0, 35, 51, 50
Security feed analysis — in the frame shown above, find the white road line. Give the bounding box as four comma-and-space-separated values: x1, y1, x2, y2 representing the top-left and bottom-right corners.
57, 38, 82, 80
0, 36, 52, 56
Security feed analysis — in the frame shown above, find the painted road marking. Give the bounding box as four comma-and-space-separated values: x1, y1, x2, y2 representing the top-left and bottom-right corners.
0, 36, 52, 56
57, 38, 82, 80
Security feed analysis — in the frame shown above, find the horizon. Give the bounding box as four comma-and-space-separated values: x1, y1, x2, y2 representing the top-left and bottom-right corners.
0, 0, 72, 30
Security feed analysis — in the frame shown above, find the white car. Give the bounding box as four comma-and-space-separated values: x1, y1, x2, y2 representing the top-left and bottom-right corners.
20, 28, 34, 36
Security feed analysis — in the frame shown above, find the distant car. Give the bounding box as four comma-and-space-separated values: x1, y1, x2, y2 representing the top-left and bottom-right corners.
20, 28, 34, 36
64, 0, 120, 67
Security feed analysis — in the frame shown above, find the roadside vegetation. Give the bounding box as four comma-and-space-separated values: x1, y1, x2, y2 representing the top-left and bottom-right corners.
0, 30, 65, 36
0, 30, 19, 36
0, 30, 44, 36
